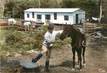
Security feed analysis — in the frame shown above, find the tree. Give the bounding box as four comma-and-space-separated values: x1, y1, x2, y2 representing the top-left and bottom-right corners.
80, 0, 99, 18
4, 0, 99, 19
0, 0, 6, 18
4, 0, 16, 18
4, 0, 39, 18
40, 0, 60, 8
61, 0, 99, 19
99, 0, 103, 23
62, 0, 75, 8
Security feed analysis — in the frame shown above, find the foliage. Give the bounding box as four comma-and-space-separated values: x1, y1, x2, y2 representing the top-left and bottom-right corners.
62, 0, 99, 18
0, 26, 44, 54
0, 25, 71, 56
40, 0, 60, 8
4, 0, 16, 17
53, 37, 71, 49
4, 0, 99, 18
31, 25, 48, 49
62, 0, 76, 8
4, 0, 39, 18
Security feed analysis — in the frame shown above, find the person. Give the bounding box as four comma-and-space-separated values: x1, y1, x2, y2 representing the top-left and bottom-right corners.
32, 24, 55, 71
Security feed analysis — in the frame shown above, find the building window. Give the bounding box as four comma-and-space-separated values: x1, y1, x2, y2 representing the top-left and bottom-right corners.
45, 14, 50, 20
27, 13, 29, 18
32, 12, 35, 18
37, 14, 41, 19
54, 13, 57, 20
64, 15, 69, 21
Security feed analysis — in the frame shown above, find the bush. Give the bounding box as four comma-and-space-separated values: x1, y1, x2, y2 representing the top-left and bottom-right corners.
102, 24, 107, 36
53, 37, 71, 49
0, 25, 71, 56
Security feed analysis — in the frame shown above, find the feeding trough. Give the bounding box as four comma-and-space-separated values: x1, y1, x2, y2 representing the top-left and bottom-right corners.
19, 52, 41, 73
20, 57, 38, 69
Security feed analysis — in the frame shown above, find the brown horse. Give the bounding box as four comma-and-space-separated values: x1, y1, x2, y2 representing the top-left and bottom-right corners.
60, 25, 86, 70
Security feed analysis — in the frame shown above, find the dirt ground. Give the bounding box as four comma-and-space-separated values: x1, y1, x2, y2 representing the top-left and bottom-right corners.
0, 35, 107, 73
40, 36, 107, 73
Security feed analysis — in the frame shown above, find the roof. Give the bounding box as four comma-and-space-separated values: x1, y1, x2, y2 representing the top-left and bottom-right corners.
25, 8, 83, 13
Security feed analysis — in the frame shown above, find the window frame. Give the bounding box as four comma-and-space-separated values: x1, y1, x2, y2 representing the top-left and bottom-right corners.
27, 13, 29, 18
45, 14, 51, 20
37, 14, 42, 20
54, 13, 57, 20
32, 12, 35, 18
64, 15, 69, 21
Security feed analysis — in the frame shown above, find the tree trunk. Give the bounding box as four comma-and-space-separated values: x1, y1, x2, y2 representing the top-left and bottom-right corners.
38, 0, 41, 8
99, 0, 103, 23
0, 0, 5, 18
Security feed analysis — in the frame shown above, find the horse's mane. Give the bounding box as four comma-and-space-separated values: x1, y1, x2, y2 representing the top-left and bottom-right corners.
61, 24, 86, 42
64, 25, 81, 33
63, 24, 86, 39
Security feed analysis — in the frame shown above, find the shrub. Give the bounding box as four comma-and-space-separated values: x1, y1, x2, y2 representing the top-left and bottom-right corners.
0, 25, 71, 56
53, 37, 71, 49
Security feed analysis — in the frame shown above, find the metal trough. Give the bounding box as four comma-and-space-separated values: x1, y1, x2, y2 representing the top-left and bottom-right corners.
19, 53, 40, 73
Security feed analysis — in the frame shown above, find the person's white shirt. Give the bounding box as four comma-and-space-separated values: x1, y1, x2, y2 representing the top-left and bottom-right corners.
43, 30, 63, 44
44, 31, 54, 43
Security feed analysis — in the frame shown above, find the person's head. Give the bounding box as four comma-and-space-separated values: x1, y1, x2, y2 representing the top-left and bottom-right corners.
48, 24, 54, 33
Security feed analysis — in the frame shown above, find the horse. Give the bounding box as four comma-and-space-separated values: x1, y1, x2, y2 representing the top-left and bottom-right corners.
8, 18, 16, 25
23, 21, 32, 31
60, 25, 86, 70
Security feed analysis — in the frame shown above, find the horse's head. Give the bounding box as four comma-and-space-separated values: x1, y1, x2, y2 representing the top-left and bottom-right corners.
60, 25, 74, 40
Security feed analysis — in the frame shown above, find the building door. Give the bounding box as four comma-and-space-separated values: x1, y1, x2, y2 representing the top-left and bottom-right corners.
76, 14, 79, 24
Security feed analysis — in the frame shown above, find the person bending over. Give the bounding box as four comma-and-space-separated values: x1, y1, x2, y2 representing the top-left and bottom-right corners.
32, 24, 55, 71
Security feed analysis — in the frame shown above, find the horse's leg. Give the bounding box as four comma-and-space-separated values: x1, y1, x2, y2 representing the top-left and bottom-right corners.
72, 47, 76, 69
77, 48, 82, 69
82, 46, 86, 65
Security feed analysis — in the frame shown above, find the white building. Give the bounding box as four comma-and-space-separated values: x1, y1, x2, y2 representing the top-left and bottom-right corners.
24, 8, 85, 25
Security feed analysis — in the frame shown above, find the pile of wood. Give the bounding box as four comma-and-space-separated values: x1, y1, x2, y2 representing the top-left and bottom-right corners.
83, 23, 96, 33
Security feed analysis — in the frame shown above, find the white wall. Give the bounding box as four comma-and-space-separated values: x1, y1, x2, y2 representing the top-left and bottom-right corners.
24, 10, 85, 24
72, 10, 85, 24
52, 13, 74, 24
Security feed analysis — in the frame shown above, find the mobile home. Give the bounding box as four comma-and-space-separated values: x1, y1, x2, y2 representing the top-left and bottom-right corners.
24, 8, 85, 24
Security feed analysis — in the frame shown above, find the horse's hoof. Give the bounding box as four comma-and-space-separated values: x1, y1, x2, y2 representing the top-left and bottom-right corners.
40, 68, 50, 72
76, 65, 79, 68
83, 63, 86, 67
79, 69, 82, 71
44, 68, 50, 72
71, 68, 75, 71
